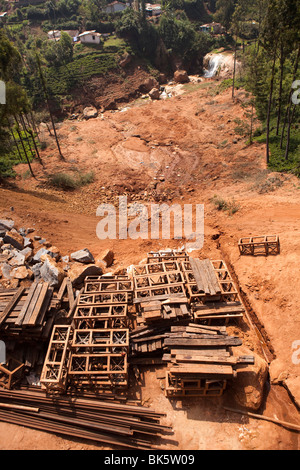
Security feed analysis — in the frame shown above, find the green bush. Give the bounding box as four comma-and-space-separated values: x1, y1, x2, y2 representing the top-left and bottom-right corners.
210, 195, 240, 215
47, 171, 95, 190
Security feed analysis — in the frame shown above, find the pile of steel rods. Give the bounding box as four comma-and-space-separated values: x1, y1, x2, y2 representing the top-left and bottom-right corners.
0, 388, 172, 449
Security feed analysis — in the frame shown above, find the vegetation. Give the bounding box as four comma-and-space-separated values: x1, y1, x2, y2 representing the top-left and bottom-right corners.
210, 195, 240, 214
213, 0, 300, 175
0, 0, 299, 180
47, 170, 95, 190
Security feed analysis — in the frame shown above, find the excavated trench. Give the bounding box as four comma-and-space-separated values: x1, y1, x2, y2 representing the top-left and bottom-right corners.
213, 231, 300, 420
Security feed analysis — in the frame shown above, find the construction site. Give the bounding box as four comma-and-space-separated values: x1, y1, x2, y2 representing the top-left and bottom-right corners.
0, 211, 298, 451
0, 79, 299, 451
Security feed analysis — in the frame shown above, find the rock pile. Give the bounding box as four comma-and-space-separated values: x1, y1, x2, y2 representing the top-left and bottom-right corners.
0, 218, 114, 289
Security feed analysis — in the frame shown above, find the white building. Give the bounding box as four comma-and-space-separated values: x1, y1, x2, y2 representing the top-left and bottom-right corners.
78, 31, 102, 45
105, 2, 127, 14
47, 30, 60, 40
47, 30, 79, 42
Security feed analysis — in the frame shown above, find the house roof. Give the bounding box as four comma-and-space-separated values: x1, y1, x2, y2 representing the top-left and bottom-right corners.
62, 30, 79, 37
78, 30, 101, 37
145, 3, 161, 8
201, 22, 222, 28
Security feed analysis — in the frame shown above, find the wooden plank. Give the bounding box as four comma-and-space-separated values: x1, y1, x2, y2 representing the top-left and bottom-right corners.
15, 283, 38, 326
27, 283, 49, 326
169, 363, 234, 377
67, 287, 84, 319
144, 310, 161, 320
57, 277, 67, 302
203, 259, 221, 295
0, 287, 25, 326
185, 326, 218, 335
200, 259, 216, 295
193, 302, 244, 315
170, 348, 230, 357
22, 284, 43, 325
134, 294, 187, 304
143, 304, 162, 313
189, 258, 205, 292
188, 323, 227, 334
132, 334, 167, 343
195, 259, 211, 294
36, 287, 53, 325
66, 278, 75, 306
180, 304, 189, 316
194, 314, 243, 320
165, 336, 242, 347
141, 302, 162, 311
173, 354, 240, 365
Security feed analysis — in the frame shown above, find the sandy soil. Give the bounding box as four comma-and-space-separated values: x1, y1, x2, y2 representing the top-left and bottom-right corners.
0, 78, 299, 450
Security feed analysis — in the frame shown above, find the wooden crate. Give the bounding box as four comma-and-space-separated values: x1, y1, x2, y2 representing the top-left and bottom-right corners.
238, 235, 280, 256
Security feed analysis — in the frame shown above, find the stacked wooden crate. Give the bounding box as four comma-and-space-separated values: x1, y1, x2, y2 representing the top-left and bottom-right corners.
0, 279, 76, 389
162, 324, 254, 397
238, 235, 280, 256
40, 275, 133, 393
182, 258, 245, 324
132, 259, 191, 326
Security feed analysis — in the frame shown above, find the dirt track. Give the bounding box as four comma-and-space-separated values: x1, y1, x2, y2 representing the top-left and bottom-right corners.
0, 80, 299, 450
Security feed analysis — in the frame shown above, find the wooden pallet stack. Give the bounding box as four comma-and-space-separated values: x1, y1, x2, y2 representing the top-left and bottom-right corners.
0, 278, 77, 389
132, 259, 191, 326
74, 275, 133, 330
0, 283, 58, 340
162, 324, 254, 397
183, 258, 245, 324
146, 250, 189, 264
40, 275, 133, 394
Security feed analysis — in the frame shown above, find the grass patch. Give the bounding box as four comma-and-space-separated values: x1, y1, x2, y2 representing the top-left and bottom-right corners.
0, 129, 36, 179
212, 77, 245, 96
47, 171, 95, 190
254, 122, 300, 176
211, 195, 240, 215
250, 172, 284, 194
182, 82, 208, 95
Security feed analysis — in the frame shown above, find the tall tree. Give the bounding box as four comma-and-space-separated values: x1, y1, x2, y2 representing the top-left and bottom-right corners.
36, 53, 65, 161
214, 0, 236, 32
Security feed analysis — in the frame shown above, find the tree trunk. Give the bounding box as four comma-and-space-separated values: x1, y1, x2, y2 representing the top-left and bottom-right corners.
21, 113, 43, 165
36, 54, 65, 161
276, 43, 285, 136
284, 104, 296, 160
7, 120, 23, 163
232, 36, 237, 99
28, 112, 41, 143
280, 45, 300, 149
18, 114, 36, 161
266, 45, 277, 164
250, 103, 254, 145
13, 116, 35, 178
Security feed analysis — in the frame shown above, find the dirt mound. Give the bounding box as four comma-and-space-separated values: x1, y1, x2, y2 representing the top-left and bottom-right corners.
68, 64, 159, 114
